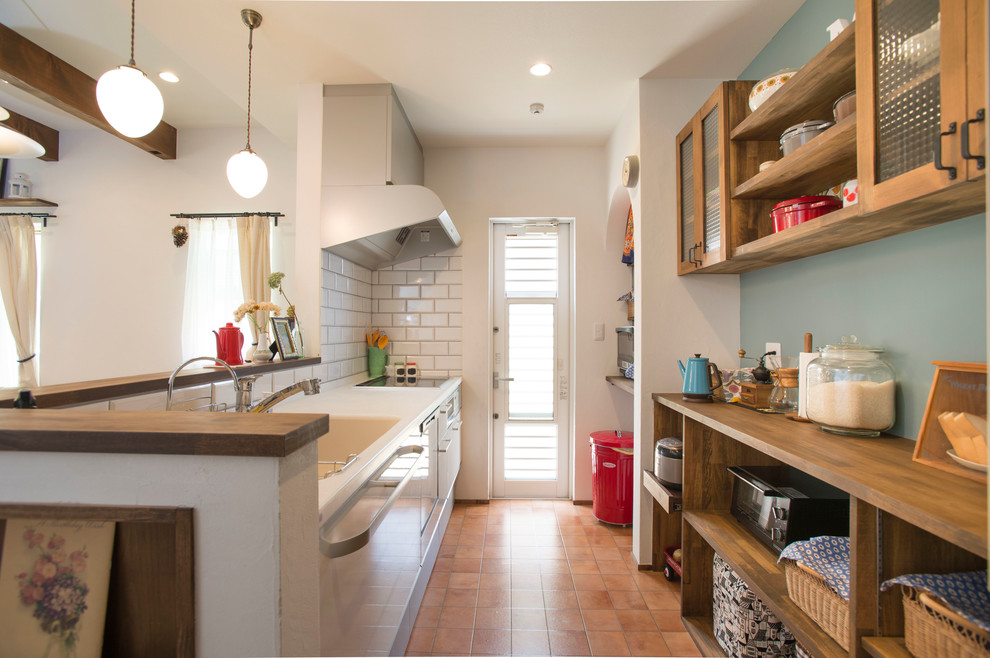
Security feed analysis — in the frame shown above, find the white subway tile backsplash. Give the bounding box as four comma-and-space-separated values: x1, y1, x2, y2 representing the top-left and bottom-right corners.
372, 312, 392, 327
435, 270, 462, 285
373, 285, 393, 299
449, 256, 463, 270
407, 299, 434, 313
392, 342, 420, 355
434, 299, 462, 313
448, 314, 463, 327
393, 314, 421, 327
435, 356, 462, 370
420, 257, 448, 270
406, 271, 435, 285
393, 259, 422, 270
421, 313, 449, 327
421, 342, 449, 356
407, 327, 434, 341
448, 285, 463, 298
395, 285, 420, 299
435, 327, 462, 341
410, 356, 434, 370
379, 299, 406, 313
421, 285, 449, 299
449, 342, 463, 355
378, 271, 406, 285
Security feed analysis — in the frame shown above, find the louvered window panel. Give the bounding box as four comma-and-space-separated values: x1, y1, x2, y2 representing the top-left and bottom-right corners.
504, 423, 558, 481
679, 134, 695, 262
507, 303, 554, 420
504, 234, 558, 298
702, 106, 721, 254
876, 0, 941, 182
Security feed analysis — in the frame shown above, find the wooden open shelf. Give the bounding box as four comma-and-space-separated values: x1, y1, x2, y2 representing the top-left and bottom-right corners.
731, 24, 856, 142
732, 114, 857, 200
605, 375, 633, 395
683, 617, 726, 657
642, 470, 682, 514
0, 503, 194, 657
862, 636, 912, 658
686, 510, 847, 658
0, 198, 57, 207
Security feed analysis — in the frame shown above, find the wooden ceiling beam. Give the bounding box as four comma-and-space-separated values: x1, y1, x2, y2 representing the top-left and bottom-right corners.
3, 107, 59, 162
0, 22, 177, 160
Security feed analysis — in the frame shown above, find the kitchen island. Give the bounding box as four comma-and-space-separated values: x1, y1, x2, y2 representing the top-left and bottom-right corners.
0, 370, 461, 657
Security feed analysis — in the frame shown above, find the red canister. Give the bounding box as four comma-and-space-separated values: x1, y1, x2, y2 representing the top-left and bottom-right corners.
770, 195, 842, 233
590, 430, 635, 525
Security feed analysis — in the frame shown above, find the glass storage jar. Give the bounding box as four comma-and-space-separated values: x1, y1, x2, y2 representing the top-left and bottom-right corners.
806, 336, 895, 437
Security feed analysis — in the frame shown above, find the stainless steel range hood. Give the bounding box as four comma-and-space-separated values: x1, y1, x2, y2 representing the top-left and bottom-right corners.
322, 184, 461, 270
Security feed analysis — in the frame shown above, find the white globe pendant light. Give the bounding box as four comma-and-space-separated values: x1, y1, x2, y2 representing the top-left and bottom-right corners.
95, 0, 164, 138
227, 9, 267, 199
0, 106, 46, 159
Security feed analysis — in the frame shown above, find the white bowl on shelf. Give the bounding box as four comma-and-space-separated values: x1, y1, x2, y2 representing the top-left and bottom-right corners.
749, 69, 798, 112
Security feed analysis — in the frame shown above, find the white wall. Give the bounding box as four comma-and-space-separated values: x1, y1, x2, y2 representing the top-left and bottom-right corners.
629, 77, 743, 563
425, 147, 626, 502
7, 125, 297, 385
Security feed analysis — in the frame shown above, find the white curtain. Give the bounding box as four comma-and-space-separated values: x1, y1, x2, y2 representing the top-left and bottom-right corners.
0, 215, 38, 388
181, 218, 245, 360
237, 214, 272, 345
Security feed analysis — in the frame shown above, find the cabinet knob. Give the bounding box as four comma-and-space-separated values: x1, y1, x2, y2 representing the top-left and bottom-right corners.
772, 506, 787, 521
771, 527, 783, 541
962, 109, 985, 170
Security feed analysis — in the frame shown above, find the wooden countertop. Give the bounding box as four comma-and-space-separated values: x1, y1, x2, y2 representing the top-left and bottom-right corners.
0, 357, 322, 409
654, 393, 988, 558
0, 408, 329, 458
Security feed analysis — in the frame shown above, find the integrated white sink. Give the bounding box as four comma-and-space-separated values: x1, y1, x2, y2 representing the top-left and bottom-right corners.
316, 416, 400, 479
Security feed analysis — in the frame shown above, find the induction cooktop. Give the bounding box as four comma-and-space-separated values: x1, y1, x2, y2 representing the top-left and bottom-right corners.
355, 376, 449, 388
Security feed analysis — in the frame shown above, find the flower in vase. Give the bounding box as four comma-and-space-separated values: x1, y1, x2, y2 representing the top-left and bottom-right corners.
268, 272, 295, 319
234, 300, 281, 334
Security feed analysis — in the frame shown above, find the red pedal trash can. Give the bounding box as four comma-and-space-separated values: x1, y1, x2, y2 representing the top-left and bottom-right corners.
589, 430, 635, 525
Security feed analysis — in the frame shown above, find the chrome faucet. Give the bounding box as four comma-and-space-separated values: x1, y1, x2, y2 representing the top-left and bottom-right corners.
247, 378, 321, 413
166, 356, 259, 412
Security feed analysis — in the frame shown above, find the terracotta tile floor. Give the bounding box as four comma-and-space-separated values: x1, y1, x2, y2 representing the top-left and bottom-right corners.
405, 500, 703, 657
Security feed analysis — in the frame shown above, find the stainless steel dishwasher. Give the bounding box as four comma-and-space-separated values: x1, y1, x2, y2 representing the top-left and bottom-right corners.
318, 444, 425, 657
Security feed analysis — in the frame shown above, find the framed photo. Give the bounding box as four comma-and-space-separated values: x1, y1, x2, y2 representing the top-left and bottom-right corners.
270, 317, 299, 360
913, 361, 987, 483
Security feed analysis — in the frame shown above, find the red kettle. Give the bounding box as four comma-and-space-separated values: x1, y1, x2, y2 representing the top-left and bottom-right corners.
214, 323, 245, 366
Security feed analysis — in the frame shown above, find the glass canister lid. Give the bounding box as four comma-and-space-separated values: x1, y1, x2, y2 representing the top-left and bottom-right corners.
657, 437, 683, 453
780, 119, 834, 141
819, 335, 885, 359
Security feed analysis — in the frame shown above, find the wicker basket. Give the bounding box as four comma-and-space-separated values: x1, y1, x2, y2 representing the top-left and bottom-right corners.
783, 560, 849, 651
903, 588, 990, 658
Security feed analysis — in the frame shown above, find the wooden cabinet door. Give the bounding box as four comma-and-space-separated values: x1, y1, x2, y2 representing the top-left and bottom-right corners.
857, 0, 972, 210
675, 85, 731, 275
962, 0, 986, 182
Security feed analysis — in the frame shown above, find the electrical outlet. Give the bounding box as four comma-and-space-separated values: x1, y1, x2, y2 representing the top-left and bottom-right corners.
593, 322, 605, 341
765, 342, 782, 369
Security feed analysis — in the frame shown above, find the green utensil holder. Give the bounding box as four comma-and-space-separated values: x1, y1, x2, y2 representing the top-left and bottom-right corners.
368, 346, 389, 377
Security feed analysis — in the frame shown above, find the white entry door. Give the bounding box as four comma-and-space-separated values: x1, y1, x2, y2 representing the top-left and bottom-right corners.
492, 221, 571, 498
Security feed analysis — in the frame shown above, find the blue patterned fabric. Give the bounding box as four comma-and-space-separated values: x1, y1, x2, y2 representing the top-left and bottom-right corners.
881, 571, 990, 634
624, 364, 634, 379
778, 536, 850, 601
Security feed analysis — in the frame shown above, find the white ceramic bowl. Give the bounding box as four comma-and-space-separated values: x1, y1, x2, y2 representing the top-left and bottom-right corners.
947, 448, 987, 472
749, 69, 798, 112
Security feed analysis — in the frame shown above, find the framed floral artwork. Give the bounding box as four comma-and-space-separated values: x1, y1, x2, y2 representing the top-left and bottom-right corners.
271, 316, 299, 360
0, 518, 115, 658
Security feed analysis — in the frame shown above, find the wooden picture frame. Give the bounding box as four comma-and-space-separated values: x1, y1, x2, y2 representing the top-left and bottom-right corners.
270, 317, 299, 360
913, 361, 987, 483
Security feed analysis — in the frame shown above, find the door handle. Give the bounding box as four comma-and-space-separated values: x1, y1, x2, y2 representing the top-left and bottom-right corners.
934, 122, 958, 180
687, 245, 696, 265
961, 109, 985, 170
693, 242, 703, 266
493, 372, 514, 389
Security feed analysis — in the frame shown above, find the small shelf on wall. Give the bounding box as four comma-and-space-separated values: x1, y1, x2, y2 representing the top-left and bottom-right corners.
605, 375, 633, 395
642, 470, 682, 514
0, 198, 58, 207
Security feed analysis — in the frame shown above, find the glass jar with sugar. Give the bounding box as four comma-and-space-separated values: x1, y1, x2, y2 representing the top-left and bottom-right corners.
806, 336, 895, 437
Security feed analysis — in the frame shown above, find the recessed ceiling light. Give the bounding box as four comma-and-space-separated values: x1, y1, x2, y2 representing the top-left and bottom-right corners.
159, 71, 180, 83
529, 63, 552, 77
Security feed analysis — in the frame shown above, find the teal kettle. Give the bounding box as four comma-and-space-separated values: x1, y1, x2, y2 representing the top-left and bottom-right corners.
677, 354, 723, 402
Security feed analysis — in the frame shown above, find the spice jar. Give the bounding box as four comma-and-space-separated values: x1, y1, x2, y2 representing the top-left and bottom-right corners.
806, 336, 895, 437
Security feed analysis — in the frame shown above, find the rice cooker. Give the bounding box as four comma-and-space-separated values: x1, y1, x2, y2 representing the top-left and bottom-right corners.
654, 437, 683, 490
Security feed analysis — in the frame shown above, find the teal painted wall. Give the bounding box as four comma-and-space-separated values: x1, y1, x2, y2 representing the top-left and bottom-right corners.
737, 0, 987, 438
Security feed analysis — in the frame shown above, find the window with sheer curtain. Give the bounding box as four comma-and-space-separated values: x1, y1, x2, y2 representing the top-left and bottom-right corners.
0, 230, 40, 389
181, 218, 250, 360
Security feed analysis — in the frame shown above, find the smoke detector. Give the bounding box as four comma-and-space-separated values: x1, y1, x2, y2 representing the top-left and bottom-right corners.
530, 102, 544, 115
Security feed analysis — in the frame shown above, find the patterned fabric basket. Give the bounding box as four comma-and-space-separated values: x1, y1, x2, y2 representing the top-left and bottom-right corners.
714, 553, 796, 657
783, 561, 849, 651
903, 588, 990, 658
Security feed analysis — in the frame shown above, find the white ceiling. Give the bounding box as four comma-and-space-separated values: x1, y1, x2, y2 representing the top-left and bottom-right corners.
0, 0, 803, 149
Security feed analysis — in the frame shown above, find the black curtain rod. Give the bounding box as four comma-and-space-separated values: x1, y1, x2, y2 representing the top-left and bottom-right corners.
0, 212, 56, 227
170, 211, 284, 226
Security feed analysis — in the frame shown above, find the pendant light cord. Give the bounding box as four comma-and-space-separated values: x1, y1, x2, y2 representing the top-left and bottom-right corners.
245, 24, 254, 151
128, 0, 136, 66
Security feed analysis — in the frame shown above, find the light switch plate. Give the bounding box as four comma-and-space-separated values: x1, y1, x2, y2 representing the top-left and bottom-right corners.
593, 322, 605, 341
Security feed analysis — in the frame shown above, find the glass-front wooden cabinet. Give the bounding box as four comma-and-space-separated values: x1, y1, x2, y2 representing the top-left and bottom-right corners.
675, 82, 757, 275
858, 0, 986, 210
